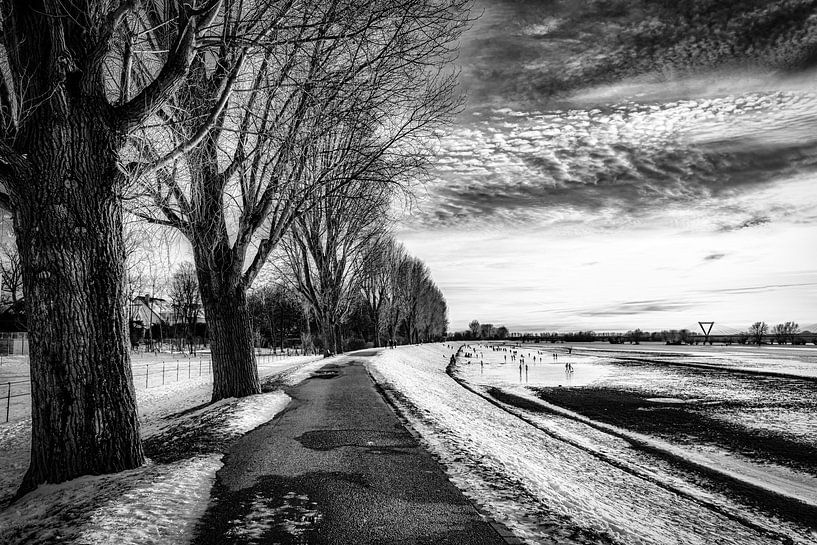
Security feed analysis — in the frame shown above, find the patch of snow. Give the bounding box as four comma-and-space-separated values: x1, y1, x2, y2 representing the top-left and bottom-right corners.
225, 491, 321, 543
224, 392, 291, 436
77, 455, 223, 545
0, 456, 222, 544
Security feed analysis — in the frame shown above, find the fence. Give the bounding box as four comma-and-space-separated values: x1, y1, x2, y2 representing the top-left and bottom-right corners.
2, 348, 309, 424
0, 332, 28, 356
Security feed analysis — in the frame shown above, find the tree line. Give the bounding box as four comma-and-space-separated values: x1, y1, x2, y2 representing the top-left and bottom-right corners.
461, 322, 812, 346
250, 237, 448, 354
0, 0, 466, 496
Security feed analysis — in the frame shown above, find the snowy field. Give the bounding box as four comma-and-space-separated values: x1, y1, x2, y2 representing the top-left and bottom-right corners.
372, 343, 817, 545
561, 342, 817, 379
0, 349, 308, 424
0, 352, 328, 544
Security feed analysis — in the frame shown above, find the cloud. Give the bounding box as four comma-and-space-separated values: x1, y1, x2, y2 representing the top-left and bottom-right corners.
578, 300, 694, 318
458, 0, 817, 112
704, 253, 726, 261
698, 281, 817, 297
718, 216, 771, 232
410, 90, 817, 234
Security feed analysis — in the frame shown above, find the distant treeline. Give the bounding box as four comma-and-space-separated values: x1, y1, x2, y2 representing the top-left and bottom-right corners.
453, 320, 816, 346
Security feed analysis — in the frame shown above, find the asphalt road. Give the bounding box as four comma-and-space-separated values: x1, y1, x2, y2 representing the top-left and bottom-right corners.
192, 353, 505, 544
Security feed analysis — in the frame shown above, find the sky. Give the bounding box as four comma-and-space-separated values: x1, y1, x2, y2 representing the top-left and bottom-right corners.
397, 0, 817, 333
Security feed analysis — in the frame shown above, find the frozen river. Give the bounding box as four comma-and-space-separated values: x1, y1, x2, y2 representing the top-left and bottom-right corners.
372, 343, 817, 545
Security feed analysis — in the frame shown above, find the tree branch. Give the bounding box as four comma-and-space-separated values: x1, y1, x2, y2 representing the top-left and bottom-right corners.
132, 49, 246, 177
0, 140, 31, 203
116, 0, 222, 133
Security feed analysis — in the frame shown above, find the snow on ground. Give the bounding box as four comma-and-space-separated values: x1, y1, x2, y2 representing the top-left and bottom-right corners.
371, 343, 817, 545
469, 342, 817, 449
457, 346, 817, 510
1, 455, 223, 545
480, 377, 817, 512
561, 342, 817, 379
0, 353, 329, 544
0, 351, 320, 425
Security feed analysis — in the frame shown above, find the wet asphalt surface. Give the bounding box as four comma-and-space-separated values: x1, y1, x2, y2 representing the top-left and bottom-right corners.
191, 352, 504, 544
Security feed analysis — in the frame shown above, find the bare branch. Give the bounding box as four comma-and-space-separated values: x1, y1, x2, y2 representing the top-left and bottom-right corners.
116, 0, 223, 132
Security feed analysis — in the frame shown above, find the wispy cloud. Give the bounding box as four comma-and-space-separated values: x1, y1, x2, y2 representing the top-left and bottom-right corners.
718, 216, 771, 232
704, 253, 726, 261
411, 90, 817, 235
579, 300, 694, 318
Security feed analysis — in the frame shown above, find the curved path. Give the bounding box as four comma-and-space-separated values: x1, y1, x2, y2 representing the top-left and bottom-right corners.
192, 352, 506, 544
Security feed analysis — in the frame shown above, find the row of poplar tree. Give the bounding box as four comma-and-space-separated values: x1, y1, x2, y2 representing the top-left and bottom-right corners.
249, 237, 448, 354
0, 1, 468, 495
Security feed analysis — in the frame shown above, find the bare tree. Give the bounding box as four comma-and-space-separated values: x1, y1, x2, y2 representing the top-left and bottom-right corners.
359, 237, 396, 348
749, 321, 768, 346
168, 262, 200, 353
469, 320, 480, 339
479, 323, 495, 340
365, 241, 446, 346
130, 0, 469, 398
281, 180, 390, 355
382, 241, 408, 348
248, 281, 302, 351
0, 242, 22, 312
417, 283, 448, 342
0, 1, 236, 492
396, 256, 432, 344
772, 321, 799, 344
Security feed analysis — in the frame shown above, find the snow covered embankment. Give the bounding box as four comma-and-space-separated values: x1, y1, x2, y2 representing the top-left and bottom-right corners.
371, 344, 815, 545
0, 355, 328, 545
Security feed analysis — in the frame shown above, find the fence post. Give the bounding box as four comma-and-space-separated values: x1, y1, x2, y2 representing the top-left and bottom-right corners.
176, 361, 179, 382
146, 365, 149, 389
6, 382, 10, 423
162, 362, 166, 385
188, 359, 191, 379
199, 358, 202, 376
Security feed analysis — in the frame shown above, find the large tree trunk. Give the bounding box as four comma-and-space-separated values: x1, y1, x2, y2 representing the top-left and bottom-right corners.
197, 277, 260, 401
15, 105, 143, 495
318, 312, 342, 357
320, 318, 333, 357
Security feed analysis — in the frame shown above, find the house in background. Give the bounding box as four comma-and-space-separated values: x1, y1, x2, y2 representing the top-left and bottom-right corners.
129, 295, 169, 348
129, 295, 207, 350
